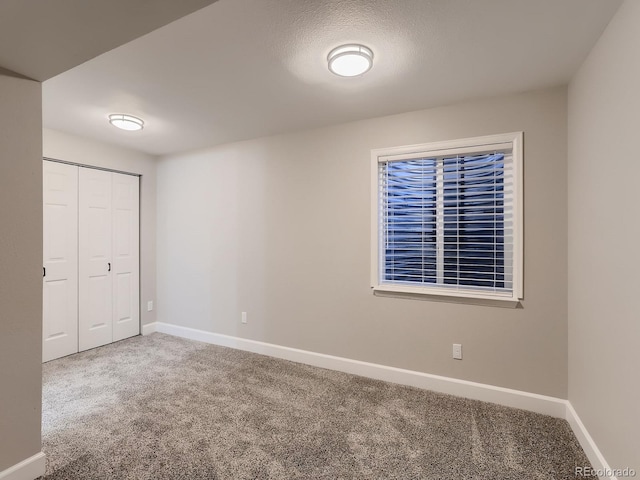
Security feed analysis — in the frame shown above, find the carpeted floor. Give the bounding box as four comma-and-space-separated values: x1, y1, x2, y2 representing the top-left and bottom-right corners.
41, 333, 590, 479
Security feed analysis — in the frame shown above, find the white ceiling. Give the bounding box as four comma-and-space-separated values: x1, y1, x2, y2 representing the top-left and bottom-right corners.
0, 0, 218, 81
43, 0, 621, 156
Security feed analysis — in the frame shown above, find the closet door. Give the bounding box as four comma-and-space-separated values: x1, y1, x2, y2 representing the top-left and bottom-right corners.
112, 173, 140, 342
43, 161, 78, 362
79, 168, 113, 351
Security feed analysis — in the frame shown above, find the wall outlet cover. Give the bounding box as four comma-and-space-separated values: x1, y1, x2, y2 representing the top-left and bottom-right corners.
453, 343, 463, 360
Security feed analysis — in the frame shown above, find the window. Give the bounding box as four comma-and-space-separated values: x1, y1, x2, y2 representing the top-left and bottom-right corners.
371, 132, 523, 304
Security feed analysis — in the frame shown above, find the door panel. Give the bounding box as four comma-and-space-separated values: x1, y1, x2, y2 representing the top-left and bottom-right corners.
116, 273, 132, 322
43, 161, 78, 362
112, 173, 140, 341
79, 168, 113, 351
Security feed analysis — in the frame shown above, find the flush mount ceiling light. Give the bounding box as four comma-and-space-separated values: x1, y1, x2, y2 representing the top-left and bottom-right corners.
327, 44, 374, 77
108, 114, 144, 131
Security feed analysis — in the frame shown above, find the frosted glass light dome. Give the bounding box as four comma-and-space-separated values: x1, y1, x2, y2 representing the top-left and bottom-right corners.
109, 114, 144, 131
327, 44, 374, 77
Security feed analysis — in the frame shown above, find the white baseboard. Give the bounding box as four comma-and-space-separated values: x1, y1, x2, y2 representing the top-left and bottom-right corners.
152, 322, 566, 417
565, 403, 618, 480
141, 322, 157, 336
0, 452, 45, 480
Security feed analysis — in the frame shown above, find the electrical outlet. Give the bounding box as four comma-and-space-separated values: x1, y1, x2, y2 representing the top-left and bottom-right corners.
147, 301, 153, 312
453, 343, 463, 360
241, 312, 247, 324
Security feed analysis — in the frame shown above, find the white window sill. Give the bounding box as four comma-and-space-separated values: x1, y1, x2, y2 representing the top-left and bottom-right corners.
372, 285, 521, 308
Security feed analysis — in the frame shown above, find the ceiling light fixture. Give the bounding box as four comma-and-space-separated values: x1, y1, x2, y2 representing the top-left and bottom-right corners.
108, 114, 144, 131
327, 44, 374, 77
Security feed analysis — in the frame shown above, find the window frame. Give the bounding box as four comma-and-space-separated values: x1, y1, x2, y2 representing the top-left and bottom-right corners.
370, 132, 523, 306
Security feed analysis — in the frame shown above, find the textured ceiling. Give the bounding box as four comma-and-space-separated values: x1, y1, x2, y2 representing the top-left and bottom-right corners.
0, 0, 218, 81
42, 0, 622, 156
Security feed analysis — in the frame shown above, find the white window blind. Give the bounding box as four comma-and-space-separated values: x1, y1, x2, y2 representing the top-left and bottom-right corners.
371, 133, 523, 302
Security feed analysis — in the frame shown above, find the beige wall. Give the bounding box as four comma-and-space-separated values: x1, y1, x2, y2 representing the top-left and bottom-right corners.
157, 86, 568, 397
43, 128, 158, 326
568, 0, 640, 472
0, 72, 43, 470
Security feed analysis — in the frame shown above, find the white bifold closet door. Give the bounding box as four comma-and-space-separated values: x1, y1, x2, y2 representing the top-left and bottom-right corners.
43, 160, 140, 361
78, 167, 140, 352
79, 168, 113, 350
110, 173, 140, 342
43, 161, 79, 362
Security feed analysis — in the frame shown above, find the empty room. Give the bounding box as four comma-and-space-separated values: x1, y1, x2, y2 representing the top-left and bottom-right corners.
0, 0, 638, 479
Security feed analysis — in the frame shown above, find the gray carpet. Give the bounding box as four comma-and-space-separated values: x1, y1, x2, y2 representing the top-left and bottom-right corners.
41, 333, 590, 479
